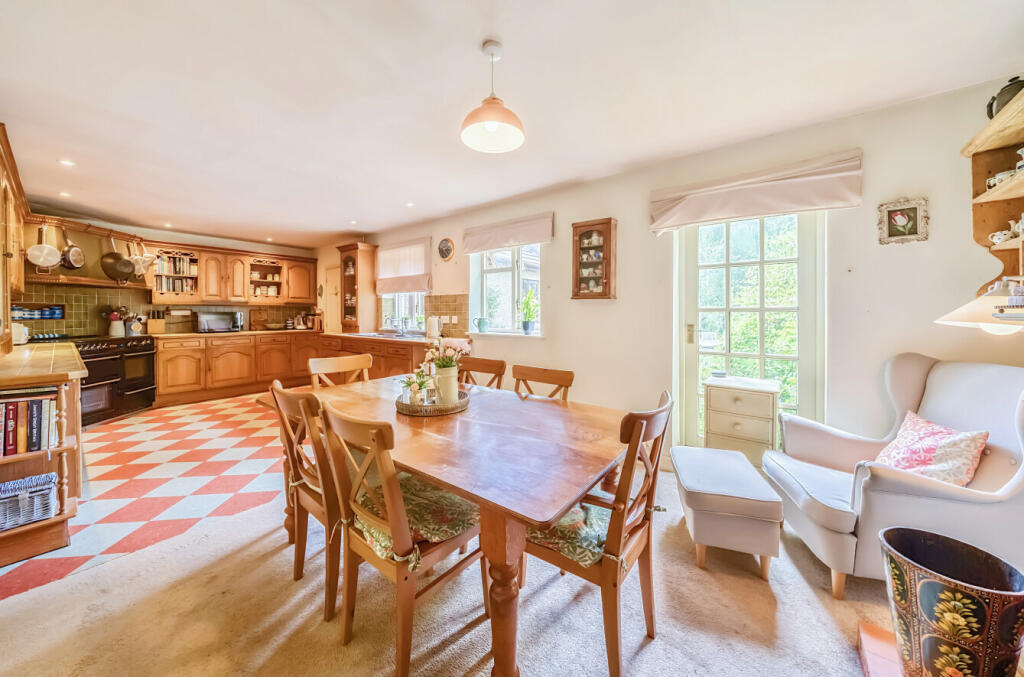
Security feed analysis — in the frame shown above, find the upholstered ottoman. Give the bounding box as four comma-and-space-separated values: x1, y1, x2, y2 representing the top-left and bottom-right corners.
670, 446, 783, 580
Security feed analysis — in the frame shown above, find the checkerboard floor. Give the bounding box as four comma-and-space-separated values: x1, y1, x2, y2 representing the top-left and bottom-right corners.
0, 394, 285, 599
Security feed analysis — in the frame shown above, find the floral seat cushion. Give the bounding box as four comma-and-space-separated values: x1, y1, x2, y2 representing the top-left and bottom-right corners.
354, 473, 479, 568
526, 491, 613, 568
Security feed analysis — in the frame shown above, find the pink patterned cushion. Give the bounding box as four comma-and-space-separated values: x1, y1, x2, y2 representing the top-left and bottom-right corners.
875, 412, 989, 487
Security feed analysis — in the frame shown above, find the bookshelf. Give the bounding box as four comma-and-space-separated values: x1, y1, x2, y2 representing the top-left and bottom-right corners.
150, 247, 200, 304
0, 342, 84, 567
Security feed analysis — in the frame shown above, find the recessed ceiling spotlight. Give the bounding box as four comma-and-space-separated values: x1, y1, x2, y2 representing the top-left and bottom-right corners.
58, 159, 75, 167
164, 223, 173, 228
405, 202, 415, 208
266, 237, 273, 242
350, 220, 358, 225
59, 191, 72, 198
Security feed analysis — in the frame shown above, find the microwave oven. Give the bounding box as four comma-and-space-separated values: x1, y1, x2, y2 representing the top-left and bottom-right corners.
195, 311, 244, 333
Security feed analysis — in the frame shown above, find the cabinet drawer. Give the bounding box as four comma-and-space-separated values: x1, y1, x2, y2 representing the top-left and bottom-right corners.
257, 334, 290, 345
208, 335, 254, 346
340, 340, 362, 353
385, 345, 412, 358
706, 387, 774, 418
704, 433, 772, 468
157, 337, 205, 350
707, 411, 772, 443
321, 337, 342, 351
292, 332, 319, 345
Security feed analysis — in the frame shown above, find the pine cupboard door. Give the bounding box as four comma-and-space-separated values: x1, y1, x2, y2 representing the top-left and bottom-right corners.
207, 344, 256, 388
284, 261, 315, 304
157, 350, 206, 394
199, 252, 227, 302
226, 255, 249, 303
256, 344, 292, 381
291, 338, 320, 376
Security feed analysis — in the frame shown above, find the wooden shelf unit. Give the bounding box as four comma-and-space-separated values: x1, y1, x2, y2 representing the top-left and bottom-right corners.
150, 246, 200, 303
337, 242, 376, 333
965, 89, 1024, 295
571, 217, 617, 299
0, 376, 80, 567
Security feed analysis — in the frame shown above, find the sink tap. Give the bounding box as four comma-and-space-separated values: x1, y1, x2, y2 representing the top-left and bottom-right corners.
396, 317, 408, 337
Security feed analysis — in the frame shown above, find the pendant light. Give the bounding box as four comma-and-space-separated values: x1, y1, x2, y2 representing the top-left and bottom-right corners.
460, 39, 525, 153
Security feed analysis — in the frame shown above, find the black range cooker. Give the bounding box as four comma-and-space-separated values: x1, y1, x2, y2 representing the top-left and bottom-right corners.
74, 336, 156, 426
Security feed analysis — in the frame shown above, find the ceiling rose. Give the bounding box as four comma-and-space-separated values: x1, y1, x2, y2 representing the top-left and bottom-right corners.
460, 39, 525, 154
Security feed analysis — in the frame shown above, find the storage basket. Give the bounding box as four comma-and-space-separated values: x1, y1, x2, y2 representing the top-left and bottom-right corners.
0, 472, 57, 531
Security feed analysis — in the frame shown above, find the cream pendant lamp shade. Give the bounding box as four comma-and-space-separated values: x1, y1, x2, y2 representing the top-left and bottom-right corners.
461, 40, 524, 154
935, 278, 1023, 335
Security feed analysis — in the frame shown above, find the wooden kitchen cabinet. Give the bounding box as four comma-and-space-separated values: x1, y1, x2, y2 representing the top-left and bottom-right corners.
207, 336, 256, 388
337, 242, 376, 333
284, 260, 316, 304
571, 217, 616, 300
226, 254, 249, 303
256, 335, 292, 381
291, 334, 320, 376
156, 347, 206, 394
199, 252, 227, 302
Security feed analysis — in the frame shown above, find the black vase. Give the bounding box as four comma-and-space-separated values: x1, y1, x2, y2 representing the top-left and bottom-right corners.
880, 527, 1024, 677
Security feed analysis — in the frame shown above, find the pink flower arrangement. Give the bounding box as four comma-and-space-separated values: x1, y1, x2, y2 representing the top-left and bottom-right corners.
425, 343, 470, 369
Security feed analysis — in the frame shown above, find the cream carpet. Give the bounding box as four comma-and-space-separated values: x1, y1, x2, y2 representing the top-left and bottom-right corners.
2, 475, 889, 676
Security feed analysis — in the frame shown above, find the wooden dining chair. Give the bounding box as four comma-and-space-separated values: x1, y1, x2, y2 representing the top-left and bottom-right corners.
268, 379, 343, 622
511, 364, 575, 400
521, 391, 673, 677
309, 353, 372, 390
457, 356, 507, 389
315, 397, 490, 677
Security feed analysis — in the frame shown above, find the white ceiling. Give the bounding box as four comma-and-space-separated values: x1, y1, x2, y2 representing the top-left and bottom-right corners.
1, 1, 1022, 247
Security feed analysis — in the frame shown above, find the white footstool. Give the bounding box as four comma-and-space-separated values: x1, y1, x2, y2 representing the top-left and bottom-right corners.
670, 446, 783, 580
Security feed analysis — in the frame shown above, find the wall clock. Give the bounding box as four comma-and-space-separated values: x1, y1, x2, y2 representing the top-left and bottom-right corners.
438, 237, 455, 261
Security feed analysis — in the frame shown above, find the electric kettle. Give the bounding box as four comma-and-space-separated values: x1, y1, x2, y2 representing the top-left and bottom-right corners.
426, 316, 442, 339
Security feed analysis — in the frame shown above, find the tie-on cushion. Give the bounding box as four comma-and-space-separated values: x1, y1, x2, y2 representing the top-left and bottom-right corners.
526, 491, 614, 568
354, 474, 479, 565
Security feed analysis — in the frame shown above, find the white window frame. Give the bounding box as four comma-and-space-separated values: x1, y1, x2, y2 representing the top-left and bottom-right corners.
380, 291, 426, 332
474, 244, 542, 335
679, 211, 825, 446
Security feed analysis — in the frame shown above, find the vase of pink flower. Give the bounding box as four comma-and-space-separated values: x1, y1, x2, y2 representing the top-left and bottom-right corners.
400, 370, 430, 405
425, 343, 469, 405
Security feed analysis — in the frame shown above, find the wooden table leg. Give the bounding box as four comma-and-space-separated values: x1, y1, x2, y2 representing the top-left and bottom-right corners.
600, 463, 621, 493
480, 508, 526, 677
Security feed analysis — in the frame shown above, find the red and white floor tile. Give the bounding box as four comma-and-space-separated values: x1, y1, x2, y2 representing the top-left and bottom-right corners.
0, 394, 286, 599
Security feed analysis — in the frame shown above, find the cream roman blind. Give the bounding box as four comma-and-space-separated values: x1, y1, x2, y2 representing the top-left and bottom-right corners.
649, 149, 862, 234
463, 211, 554, 254
376, 237, 432, 294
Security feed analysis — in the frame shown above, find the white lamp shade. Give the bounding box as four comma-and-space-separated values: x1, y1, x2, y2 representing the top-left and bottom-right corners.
935, 281, 1023, 334
460, 96, 525, 153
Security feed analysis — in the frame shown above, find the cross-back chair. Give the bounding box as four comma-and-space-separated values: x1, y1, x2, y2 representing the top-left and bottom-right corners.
457, 356, 507, 389
268, 379, 343, 621
309, 353, 372, 390
522, 391, 673, 677
511, 364, 575, 400
314, 397, 489, 677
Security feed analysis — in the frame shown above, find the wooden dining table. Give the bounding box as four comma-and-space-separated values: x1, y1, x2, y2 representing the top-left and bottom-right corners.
258, 376, 628, 676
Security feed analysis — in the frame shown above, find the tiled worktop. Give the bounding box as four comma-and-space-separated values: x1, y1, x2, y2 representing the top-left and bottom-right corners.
0, 342, 88, 386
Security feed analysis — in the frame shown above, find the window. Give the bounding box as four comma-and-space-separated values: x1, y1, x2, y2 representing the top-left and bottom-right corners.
380, 292, 425, 331
476, 244, 541, 333
682, 212, 822, 444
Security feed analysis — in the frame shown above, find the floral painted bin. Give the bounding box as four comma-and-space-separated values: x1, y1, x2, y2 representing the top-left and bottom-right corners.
881, 527, 1024, 677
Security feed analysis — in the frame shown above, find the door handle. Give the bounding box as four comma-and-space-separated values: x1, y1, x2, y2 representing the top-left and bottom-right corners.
83, 355, 119, 362
82, 378, 120, 389
122, 385, 157, 395
124, 350, 156, 357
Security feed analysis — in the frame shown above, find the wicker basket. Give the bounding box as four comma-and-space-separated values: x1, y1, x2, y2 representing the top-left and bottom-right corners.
0, 472, 57, 531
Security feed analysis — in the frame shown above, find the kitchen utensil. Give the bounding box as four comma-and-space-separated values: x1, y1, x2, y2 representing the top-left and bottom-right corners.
266, 322, 285, 330
108, 320, 125, 338
26, 225, 61, 272
128, 241, 146, 276
59, 226, 85, 270
100, 237, 135, 282
987, 76, 1024, 119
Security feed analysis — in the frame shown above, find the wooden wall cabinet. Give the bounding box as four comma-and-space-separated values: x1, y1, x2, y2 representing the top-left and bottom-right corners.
226, 255, 249, 303
284, 260, 316, 304
199, 252, 227, 302
207, 336, 256, 388
150, 247, 201, 305
249, 256, 285, 305
0, 124, 28, 356
571, 217, 616, 300
337, 242, 377, 333
156, 339, 207, 394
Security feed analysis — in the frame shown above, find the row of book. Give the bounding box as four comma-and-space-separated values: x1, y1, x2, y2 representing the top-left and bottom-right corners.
154, 255, 199, 277
1, 398, 60, 456
154, 276, 198, 294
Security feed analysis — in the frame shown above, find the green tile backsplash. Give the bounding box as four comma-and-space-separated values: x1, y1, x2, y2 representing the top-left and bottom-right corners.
16, 283, 312, 337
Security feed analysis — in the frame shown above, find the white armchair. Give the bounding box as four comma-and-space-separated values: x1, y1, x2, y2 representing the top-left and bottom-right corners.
762, 352, 1024, 599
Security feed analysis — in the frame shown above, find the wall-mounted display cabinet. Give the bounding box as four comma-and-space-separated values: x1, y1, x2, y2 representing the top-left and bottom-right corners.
571, 217, 617, 300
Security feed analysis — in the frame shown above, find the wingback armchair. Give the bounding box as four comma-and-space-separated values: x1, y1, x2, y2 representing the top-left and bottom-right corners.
762, 352, 1024, 599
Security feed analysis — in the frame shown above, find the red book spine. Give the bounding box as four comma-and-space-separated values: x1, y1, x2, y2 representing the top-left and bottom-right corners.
4, 402, 17, 455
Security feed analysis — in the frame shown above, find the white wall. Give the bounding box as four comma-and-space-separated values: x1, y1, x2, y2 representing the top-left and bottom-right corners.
319, 79, 1019, 438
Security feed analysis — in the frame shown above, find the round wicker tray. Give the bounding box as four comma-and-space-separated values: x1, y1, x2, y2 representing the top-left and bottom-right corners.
395, 390, 469, 417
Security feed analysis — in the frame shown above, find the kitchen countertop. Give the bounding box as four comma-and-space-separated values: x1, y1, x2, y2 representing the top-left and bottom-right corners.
0, 342, 88, 387
322, 332, 431, 344
153, 329, 324, 338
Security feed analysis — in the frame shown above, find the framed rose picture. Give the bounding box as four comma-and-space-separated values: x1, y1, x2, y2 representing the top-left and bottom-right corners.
878, 197, 929, 245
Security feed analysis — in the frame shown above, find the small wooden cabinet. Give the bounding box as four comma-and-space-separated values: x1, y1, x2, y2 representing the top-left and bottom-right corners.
199, 252, 227, 302
291, 334, 320, 376
249, 256, 285, 305
226, 254, 249, 303
256, 336, 292, 381
207, 336, 255, 388
156, 338, 207, 394
703, 375, 780, 468
284, 260, 316, 304
150, 247, 201, 305
571, 217, 616, 300
337, 242, 377, 333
